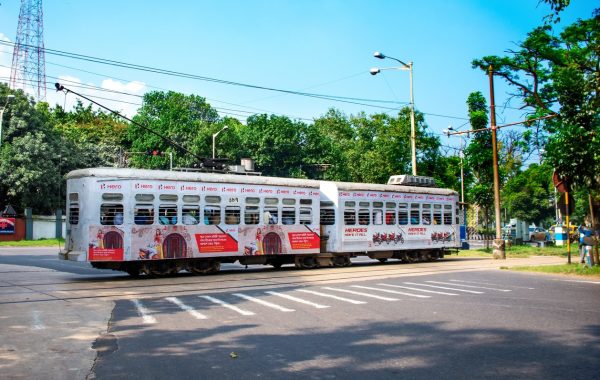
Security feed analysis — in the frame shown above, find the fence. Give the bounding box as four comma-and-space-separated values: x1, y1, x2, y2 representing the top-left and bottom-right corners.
0, 208, 65, 241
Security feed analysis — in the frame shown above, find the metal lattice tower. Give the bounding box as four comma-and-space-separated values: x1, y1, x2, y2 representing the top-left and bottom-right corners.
9, 0, 46, 101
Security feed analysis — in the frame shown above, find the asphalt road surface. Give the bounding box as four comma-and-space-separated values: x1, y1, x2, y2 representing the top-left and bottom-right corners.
1, 247, 598, 380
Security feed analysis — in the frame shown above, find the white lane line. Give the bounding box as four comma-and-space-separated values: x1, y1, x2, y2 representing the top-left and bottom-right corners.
266, 291, 330, 309
352, 285, 430, 298
322, 287, 399, 301
32, 310, 45, 330
296, 289, 367, 304
132, 299, 157, 324
450, 279, 535, 290
378, 283, 459, 296
561, 279, 600, 285
403, 282, 483, 294
233, 293, 295, 312
199, 295, 255, 316
165, 297, 208, 319
427, 281, 511, 292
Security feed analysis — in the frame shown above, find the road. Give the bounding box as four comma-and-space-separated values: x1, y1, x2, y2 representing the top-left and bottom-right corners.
1, 247, 599, 380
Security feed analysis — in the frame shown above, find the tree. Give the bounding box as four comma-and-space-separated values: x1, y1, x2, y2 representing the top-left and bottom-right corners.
472, 9, 599, 191
463, 92, 495, 227
501, 163, 554, 225
128, 91, 220, 169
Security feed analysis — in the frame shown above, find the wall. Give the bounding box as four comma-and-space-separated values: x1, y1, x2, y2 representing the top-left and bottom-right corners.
32, 215, 66, 240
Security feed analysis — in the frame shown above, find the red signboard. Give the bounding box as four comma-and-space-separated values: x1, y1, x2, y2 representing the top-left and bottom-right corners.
195, 233, 238, 253
0, 218, 15, 234
287, 232, 320, 250
88, 247, 124, 261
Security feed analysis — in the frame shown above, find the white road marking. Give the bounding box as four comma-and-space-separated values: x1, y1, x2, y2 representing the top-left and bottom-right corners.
352, 285, 430, 298
233, 293, 295, 312
378, 283, 459, 296
426, 281, 511, 292
403, 282, 484, 294
199, 295, 255, 316
322, 287, 399, 301
450, 279, 535, 290
165, 297, 208, 319
32, 310, 45, 330
132, 299, 157, 324
561, 279, 600, 285
266, 291, 330, 309
296, 289, 367, 304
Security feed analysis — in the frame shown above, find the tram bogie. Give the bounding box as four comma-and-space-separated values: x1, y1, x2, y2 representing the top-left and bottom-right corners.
61, 168, 461, 276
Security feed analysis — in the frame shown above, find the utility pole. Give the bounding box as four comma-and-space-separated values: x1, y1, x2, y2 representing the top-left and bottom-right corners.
488, 66, 505, 259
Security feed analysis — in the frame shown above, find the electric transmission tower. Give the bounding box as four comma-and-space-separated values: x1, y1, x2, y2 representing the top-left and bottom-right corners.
10, 0, 46, 101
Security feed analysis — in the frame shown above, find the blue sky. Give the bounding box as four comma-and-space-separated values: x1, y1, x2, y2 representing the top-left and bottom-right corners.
0, 0, 596, 149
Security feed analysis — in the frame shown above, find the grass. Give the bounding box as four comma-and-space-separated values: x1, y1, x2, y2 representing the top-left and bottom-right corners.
457, 244, 570, 258
509, 263, 600, 278
0, 238, 65, 247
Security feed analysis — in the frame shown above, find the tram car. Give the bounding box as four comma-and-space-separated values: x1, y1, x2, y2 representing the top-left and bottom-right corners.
60, 168, 461, 276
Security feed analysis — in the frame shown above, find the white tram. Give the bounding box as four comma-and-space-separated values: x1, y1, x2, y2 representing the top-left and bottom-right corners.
61, 168, 461, 276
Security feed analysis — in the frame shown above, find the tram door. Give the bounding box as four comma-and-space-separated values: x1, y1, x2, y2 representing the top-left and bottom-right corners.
263, 232, 282, 254
163, 233, 187, 258
103, 231, 123, 249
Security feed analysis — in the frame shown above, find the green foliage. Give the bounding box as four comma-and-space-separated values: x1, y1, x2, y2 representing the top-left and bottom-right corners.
129, 91, 219, 169
472, 10, 600, 191
501, 163, 554, 224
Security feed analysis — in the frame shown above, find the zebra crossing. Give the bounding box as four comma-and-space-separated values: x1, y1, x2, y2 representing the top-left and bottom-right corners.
130, 279, 515, 324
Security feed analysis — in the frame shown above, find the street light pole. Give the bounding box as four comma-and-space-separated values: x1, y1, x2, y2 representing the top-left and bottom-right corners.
212, 125, 229, 159
0, 95, 15, 148
371, 52, 417, 175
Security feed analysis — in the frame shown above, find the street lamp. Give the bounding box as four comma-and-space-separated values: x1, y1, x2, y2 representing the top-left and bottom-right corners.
371, 51, 417, 175
212, 125, 229, 159
0, 95, 15, 148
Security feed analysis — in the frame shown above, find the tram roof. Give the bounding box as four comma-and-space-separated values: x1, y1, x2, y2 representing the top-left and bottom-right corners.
322, 181, 457, 196
66, 168, 320, 188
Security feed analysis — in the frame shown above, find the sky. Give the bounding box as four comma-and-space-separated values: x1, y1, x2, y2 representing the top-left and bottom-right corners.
0, 0, 597, 153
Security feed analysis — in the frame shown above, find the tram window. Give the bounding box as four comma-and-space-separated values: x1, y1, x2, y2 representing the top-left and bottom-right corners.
321, 201, 334, 207
135, 194, 154, 202
159, 204, 178, 225
359, 201, 370, 208
182, 205, 200, 225
282, 207, 296, 225
320, 209, 335, 225
373, 209, 383, 225
246, 197, 260, 205
264, 206, 279, 224
300, 207, 312, 225
385, 202, 396, 225
69, 193, 79, 201
444, 204, 453, 225
225, 206, 241, 225
102, 193, 123, 201
398, 203, 408, 225
69, 202, 79, 225
282, 198, 296, 205
345, 201, 355, 207
134, 204, 154, 225
410, 203, 420, 225
358, 209, 370, 225
300, 199, 312, 205
422, 204, 432, 225
265, 198, 279, 205
160, 194, 178, 202
183, 195, 200, 203
344, 209, 356, 225
205, 196, 221, 204
373, 202, 383, 208
204, 205, 221, 225
100, 203, 124, 225
245, 206, 260, 225
433, 204, 443, 225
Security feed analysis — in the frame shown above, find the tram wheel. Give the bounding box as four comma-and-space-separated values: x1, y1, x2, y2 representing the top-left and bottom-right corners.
296, 256, 317, 269
149, 262, 174, 277
189, 260, 220, 275
126, 267, 140, 277
271, 261, 283, 269
332, 256, 348, 267
377, 258, 388, 263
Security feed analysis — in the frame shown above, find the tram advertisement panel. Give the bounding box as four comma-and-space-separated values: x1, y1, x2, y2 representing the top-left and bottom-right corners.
238, 225, 319, 255
88, 226, 124, 261
132, 225, 198, 260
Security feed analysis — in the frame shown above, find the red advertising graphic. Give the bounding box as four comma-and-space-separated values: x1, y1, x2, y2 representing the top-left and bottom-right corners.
287, 232, 320, 250
195, 233, 238, 253
88, 247, 124, 261
0, 218, 16, 234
